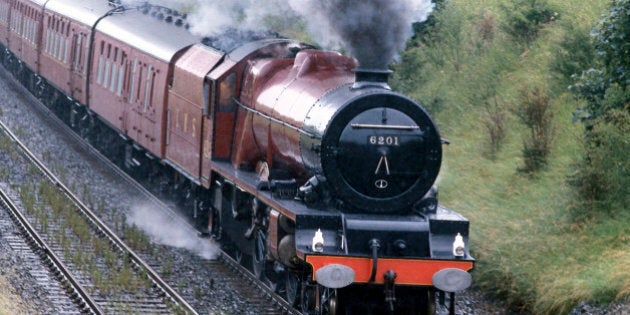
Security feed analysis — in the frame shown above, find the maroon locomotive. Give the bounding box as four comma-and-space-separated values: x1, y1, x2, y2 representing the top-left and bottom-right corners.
0, 0, 474, 314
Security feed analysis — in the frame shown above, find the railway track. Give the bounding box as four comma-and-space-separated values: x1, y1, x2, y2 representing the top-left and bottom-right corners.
0, 64, 301, 314
0, 184, 98, 314
50, 105, 301, 315
0, 120, 197, 314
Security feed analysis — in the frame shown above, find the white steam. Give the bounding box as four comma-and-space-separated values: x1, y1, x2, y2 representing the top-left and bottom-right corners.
127, 203, 219, 260
120, 0, 296, 36
120, 0, 434, 68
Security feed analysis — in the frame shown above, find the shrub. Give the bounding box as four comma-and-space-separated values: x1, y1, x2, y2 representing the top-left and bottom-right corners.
513, 85, 555, 174
483, 96, 507, 159
549, 22, 596, 92
410, 0, 448, 45
569, 89, 630, 219
477, 13, 496, 43
500, 0, 559, 46
570, 0, 630, 217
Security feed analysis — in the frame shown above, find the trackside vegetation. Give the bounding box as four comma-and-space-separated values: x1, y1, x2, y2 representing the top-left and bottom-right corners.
389, 0, 629, 313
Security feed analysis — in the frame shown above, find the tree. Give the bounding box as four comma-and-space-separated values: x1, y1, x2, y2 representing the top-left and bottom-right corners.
570, 0, 629, 217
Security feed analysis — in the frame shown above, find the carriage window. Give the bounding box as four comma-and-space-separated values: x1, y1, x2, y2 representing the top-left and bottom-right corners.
30, 14, 36, 43
96, 56, 103, 85
72, 33, 83, 71
103, 59, 110, 89
45, 28, 50, 53
136, 63, 144, 103
56, 33, 62, 59
129, 58, 138, 103
110, 63, 117, 92
83, 35, 89, 74
117, 53, 126, 96
0, 2, 8, 24
143, 64, 153, 111
109, 47, 118, 92
64, 34, 69, 63
217, 72, 237, 112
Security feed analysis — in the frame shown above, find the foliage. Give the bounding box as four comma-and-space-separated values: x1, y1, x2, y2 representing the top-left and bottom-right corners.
410, 0, 448, 45
549, 21, 597, 92
394, 0, 625, 312
500, 0, 559, 46
513, 85, 555, 174
391, 2, 471, 113
572, 0, 629, 124
482, 96, 507, 159
592, 0, 630, 88
569, 90, 630, 220
570, 0, 630, 216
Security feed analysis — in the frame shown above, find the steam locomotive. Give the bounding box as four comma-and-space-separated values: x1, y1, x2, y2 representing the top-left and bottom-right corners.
0, 0, 474, 313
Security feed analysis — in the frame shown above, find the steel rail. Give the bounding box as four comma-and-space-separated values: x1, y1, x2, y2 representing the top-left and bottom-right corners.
0, 119, 198, 315
0, 187, 104, 315
219, 252, 303, 315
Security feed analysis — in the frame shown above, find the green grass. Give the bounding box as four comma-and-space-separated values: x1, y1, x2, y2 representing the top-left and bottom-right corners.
389, 0, 629, 313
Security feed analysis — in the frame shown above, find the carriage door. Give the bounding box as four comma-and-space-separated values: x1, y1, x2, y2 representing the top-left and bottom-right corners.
200, 78, 215, 188
69, 30, 88, 104
200, 72, 237, 186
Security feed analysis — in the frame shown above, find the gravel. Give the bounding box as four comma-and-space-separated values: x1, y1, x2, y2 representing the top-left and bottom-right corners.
0, 235, 49, 314
0, 67, 259, 314
1, 66, 628, 314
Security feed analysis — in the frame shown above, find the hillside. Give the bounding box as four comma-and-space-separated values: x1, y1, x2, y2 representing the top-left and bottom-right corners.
389, 0, 629, 313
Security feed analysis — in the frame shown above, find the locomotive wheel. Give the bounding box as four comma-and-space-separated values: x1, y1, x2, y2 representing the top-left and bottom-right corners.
235, 248, 253, 268
321, 287, 338, 315
285, 271, 300, 306
252, 229, 281, 292
300, 283, 317, 313
252, 229, 265, 279
34, 77, 47, 101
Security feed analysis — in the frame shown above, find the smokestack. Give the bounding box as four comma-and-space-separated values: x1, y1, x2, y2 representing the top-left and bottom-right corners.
352, 68, 392, 90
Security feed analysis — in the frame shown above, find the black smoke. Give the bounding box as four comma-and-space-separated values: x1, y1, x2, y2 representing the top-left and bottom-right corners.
290, 0, 434, 70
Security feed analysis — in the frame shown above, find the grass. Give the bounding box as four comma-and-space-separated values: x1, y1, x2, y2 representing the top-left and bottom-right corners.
389, 0, 628, 313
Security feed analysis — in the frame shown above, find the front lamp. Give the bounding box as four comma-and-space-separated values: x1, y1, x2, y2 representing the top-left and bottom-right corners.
452, 233, 465, 257
312, 229, 324, 252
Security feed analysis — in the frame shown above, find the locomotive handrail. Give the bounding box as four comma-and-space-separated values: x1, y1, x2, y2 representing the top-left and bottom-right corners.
351, 123, 420, 130
234, 98, 318, 138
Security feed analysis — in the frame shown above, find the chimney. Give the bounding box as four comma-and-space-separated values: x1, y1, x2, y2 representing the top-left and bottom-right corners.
352, 68, 392, 90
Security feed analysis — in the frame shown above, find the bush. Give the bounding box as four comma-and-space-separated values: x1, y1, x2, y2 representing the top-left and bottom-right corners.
570, 88, 630, 219
592, 0, 630, 88
513, 85, 555, 174
410, 0, 448, 45
549, 22, 596, 92
500, 0, 559, 46
570, 0, 630, 217
483, 96, 507, 159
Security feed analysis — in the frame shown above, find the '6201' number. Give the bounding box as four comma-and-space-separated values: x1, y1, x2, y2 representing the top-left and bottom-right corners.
369, 136, 400, 146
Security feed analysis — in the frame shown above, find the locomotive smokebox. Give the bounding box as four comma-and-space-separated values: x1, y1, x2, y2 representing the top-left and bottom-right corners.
352, 68, 392, 90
